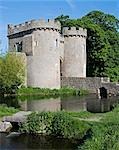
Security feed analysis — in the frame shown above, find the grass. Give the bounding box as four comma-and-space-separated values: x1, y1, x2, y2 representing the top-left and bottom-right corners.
17, 87, 88, 98
67, 111, 94, 119
79, 104, 119, 150
0, 104, 19, 117
101, 104, 119, 124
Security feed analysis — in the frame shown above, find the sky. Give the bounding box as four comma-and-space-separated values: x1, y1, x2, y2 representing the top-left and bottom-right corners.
0, 0, 119, 52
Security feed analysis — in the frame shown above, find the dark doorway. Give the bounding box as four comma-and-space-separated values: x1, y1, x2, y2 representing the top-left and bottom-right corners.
99, 87, 107, 99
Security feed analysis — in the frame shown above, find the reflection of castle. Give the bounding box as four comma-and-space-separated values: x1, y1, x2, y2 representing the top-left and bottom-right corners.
8, 19, 87, 89
87, 99, 111, 113
15, 95, 119, 113
19, 97, 87, 112
20, 98, 61, 112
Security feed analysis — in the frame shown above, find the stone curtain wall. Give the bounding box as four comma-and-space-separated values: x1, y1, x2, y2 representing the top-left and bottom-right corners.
61, 77, 119, 95
61, 77, 102, 93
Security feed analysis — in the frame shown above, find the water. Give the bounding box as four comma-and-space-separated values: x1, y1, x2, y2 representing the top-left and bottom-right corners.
0, 94, 119, 150
0, 94, 119, 113
0, 133, 79, 150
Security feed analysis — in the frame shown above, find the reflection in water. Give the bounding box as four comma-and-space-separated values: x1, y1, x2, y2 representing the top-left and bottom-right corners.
87, 98, 110, 113
0, 96, 20, 108
20, 98, 61, 111
0, 94, 119, 113
61, 96, 87, 111
0, 133, 79, 150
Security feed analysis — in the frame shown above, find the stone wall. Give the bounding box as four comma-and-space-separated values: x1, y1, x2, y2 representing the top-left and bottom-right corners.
61, 77, 119, 95
102, 82, 119, 95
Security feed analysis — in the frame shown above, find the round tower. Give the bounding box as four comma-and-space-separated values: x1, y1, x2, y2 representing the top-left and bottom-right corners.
8, 19, 61, 89
62, 27, 87, 77
26, 19, 61, 89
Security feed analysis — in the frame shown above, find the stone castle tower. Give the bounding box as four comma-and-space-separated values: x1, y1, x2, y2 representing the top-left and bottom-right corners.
7, 19, 87, 89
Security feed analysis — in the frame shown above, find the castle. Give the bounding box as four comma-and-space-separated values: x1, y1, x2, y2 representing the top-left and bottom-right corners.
7, 19, 87, 89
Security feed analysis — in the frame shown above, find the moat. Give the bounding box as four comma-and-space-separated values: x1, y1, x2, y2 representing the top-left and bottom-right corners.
0, 132, 80, 150
0, 94, 119, 150
0, 94, 119, 113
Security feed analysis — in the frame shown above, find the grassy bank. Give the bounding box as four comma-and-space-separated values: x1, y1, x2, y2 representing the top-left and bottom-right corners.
17, 87, 88, 97
79, 104, 119, 150
0, 104, 19, 117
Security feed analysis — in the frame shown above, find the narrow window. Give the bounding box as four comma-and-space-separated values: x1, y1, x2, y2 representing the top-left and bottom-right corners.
55, 39, 58, 47
15, 42, 22, 52
35, 41, 38, 46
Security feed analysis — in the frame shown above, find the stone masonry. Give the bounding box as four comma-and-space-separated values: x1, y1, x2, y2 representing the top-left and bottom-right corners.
7, 19, 87, 89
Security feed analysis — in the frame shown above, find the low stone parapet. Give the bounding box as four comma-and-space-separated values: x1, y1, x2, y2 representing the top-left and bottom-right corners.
61, 77, 119, 95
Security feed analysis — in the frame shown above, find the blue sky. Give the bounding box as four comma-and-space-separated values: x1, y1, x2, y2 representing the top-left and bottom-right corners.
0, 0, 119, 52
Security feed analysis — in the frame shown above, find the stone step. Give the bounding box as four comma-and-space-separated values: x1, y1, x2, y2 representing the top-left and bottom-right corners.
2, 111, 32, 123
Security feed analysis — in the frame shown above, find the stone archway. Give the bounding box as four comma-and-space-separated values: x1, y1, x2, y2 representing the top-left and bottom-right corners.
99, 87, 107, 99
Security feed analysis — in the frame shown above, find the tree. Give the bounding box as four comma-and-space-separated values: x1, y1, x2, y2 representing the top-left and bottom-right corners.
83, 11, 119, 81
85, 11, 119, 31
0, 53, 25, 95
55, 15, 70, 32
56, 11, 119, 81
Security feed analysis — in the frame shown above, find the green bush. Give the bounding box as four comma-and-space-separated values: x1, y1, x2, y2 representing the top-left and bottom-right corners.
20, 111, 90, 139
51, 111, 90, 139
0, 53, 25, 95
20, 112, 53, 134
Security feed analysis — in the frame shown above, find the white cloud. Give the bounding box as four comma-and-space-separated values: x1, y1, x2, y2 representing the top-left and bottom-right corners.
65, 0, 76, 9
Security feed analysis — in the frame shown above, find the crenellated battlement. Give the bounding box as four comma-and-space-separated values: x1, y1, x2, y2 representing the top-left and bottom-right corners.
63, 27, 87, 37
8, 19, 61, 35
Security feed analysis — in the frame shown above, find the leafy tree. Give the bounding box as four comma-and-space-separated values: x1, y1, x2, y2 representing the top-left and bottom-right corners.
55, 14, 70, 32
55, 14, 69, 27
56, 11, 119, 81
83, 11, 119, 81
0, 53, 25, 95
85, 10, 119, 31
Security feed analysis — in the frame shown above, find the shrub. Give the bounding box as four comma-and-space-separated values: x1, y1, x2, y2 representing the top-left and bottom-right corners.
51, 111, 90, 139
20, 111, 90, 139
20, 112, 53, 134
0, 53, 25, 95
